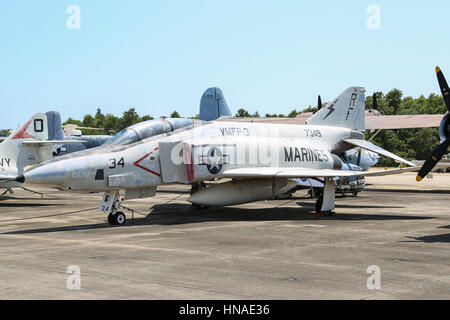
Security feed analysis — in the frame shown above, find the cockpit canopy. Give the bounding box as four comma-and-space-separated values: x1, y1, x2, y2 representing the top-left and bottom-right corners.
104, 118, 193, 147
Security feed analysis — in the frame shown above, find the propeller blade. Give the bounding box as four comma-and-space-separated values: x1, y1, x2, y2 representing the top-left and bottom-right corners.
436, 66, 450, 113
416, 138, 450, 181
318, 95, 323, 109
372, 93, 378, 110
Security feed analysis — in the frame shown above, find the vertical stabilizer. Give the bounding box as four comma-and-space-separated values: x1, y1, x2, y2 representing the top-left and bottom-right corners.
199, 88, 232, 121
306, 87, 366, 130
9, 113, 48, 141
0, 113, 49, 176
46, 111, 64, 141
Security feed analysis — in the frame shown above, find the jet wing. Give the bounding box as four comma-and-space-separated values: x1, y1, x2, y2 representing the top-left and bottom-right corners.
0, 175, 17, 182
365, 114, 443, 130
343, 139, 416, 167
22, 140, 87, 146
216, 117, 306, 124
223, 166, 419, 178
217, 114, 443, 130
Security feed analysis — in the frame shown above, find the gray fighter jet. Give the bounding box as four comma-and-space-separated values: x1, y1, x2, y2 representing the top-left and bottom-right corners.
16, 86, 417, 225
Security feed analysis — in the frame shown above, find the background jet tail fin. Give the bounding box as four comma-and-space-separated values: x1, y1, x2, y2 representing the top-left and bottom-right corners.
45, 111, 64, 141
10, 113, 48, 141
0, 113, 49, 175
306, 87, 366, 130
199, 87, 232, 121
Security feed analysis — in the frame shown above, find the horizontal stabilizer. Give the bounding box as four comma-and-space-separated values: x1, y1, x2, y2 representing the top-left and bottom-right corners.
223, 166, 419, 179
343, 139, 416, 167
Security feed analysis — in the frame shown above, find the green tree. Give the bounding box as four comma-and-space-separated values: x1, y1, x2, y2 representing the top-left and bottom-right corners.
63, 118, 82, 126
82, 114, 95, 127
94, 112, 105, 128
301, 106, 318, 113
288, 109, 299, 118
235, 108, 251, 117
386, 89, 403, 115
103, 114, 120, 134
119, 108, 140, 129
141, 115, 154, 122
170, 111, 181, 118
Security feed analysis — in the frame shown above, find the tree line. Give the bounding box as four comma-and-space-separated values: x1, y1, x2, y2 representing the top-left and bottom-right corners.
63, 109, 187, 135
60, 89, 447, 165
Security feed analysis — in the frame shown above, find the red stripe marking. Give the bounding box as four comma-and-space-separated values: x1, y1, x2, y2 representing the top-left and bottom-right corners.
12, 118, 35, 140
133, 151, 161, 177
183, 143, 194, 182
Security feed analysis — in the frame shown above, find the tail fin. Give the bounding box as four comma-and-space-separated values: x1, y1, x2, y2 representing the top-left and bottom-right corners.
45, 111, 64, 140
306, 87, 366, 130
199, 87, 232, 121
0, 113, 49, 176
9, 113, 48, 141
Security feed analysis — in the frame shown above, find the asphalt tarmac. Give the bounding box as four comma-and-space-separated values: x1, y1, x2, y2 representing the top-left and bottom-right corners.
0, 172, 449, 299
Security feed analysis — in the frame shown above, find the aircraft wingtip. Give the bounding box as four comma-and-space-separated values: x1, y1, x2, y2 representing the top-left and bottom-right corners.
436, 66, 441, 73
416, 175, 423, 182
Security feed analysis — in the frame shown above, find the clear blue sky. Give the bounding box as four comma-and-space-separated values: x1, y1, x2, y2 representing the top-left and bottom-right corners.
1, 0, 450, 128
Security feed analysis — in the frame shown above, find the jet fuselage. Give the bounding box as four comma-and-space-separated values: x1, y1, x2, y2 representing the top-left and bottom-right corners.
21, 121, 364, 193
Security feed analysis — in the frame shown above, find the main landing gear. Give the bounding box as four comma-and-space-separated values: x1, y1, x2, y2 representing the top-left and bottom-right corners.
314, 178, 336, 217
189, 181, 209, 210
190, 181, 206, 195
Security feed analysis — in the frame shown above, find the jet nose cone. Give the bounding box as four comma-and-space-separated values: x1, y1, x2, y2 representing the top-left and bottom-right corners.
21, 162, 68, 186
16, 174, 25, 183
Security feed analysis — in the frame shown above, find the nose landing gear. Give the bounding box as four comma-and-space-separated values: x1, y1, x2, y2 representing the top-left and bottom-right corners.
108, 211, 126, 225
100, 190, 127, 226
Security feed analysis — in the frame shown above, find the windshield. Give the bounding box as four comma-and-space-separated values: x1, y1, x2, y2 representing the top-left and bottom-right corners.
104, 129, 139, 146
103, 118, 193, 147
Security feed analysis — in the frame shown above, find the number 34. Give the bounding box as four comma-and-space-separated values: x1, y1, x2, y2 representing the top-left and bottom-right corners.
109, 157, 125, 169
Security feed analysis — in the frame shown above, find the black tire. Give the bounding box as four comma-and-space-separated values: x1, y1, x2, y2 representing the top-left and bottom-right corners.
315, 196, 324, 213
108, 213, 115, 225
114, 212, 126, 226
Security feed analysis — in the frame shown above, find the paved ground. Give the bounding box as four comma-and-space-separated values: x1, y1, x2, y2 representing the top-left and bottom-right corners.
0, 172, 449, 299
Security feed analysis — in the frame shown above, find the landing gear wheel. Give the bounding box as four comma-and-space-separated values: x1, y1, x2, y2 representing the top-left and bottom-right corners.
190, 204, 208, 210
353, 192, 358, 197
108, 213, 115, 225
190, 181, 207, 195
114, 212, 126, 226
315, 194, 324, 213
